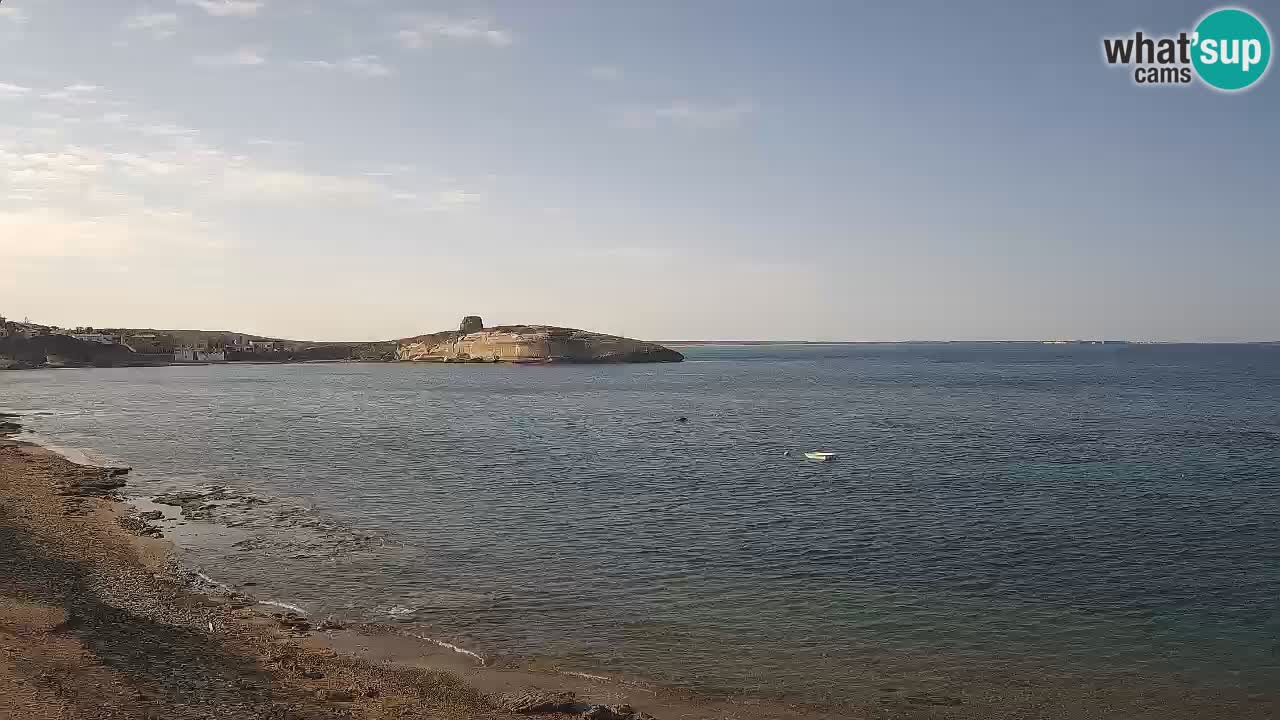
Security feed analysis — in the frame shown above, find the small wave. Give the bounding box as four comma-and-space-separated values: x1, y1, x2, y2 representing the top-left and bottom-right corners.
195, 571, 229, 589
562, 670, 611, 682
17, 433, 133, 471
183, 570, 236, 596
258, 599, 308, 614
405, 633, 485, 665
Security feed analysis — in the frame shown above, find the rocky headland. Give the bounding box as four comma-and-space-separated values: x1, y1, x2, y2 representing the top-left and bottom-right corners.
1, 315, 679, 369
397, 316, 683, 364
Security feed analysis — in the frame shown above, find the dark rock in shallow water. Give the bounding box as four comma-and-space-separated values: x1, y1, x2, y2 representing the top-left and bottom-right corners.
582, 704, 657, 720
56, 463, 130, 502
139, 510, 165, 521
277, 613, 312, 633
317, 616, 344, 631
153, 490, 210, 506
117, 515, 163, 537
501, 688, 581, 714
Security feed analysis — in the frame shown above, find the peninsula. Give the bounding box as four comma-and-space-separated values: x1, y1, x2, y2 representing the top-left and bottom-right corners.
398, 316, 684, 364
0, 314, 683, 369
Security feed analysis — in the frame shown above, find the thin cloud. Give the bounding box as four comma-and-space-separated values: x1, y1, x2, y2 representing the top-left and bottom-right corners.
110, 152, 180, 176
295, 55, 393, 78
32, 111, 81, 125
43, 131, 470, 211
587, 65, 622, 81
42, 84, 103, 104
616, 100, 756, 130
123, 11, 180, 38
429, 189, 480, 209
395, 15, 513, 49
138, 123, 199, 136
340, 55, 393, 78
178, 0, 263, 17
196, 47, 267, 67
386, 189, 482, 212
246, 138, 300, 148
0, 82, 32, 99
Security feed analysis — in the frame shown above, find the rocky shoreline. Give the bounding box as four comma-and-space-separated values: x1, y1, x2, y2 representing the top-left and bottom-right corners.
0, 417, 843, 720
4, 413, 1267, 719
0, 418, 675, 719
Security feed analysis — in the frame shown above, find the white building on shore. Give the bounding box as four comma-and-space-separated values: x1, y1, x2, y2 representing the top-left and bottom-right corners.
174, 348, 226, 363
71, 333, 120, 345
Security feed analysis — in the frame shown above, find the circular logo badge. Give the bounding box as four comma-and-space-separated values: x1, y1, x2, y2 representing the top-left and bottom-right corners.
1192, 8, 1271, 91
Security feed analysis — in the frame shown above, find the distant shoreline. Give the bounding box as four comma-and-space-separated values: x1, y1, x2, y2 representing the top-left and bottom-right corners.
662, 340, 1280, 346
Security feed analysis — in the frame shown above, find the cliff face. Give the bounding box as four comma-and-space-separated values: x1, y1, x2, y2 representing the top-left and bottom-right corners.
397, 319, 683, 364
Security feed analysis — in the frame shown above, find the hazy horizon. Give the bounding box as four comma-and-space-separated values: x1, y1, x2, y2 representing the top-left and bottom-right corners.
3, 2, 1277, 343
6, 311, 1278, 345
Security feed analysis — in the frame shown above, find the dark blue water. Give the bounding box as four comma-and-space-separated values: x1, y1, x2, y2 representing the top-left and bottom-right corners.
3, 343, 1279, 708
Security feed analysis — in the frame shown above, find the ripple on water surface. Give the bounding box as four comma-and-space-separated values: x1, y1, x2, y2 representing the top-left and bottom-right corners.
3, 344, 1280, 710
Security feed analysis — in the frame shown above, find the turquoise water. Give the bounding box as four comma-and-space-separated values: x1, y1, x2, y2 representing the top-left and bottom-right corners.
3, 343, 1279, 709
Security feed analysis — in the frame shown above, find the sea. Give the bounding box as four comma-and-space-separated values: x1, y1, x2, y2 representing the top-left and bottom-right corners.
3, 343, 1279, 711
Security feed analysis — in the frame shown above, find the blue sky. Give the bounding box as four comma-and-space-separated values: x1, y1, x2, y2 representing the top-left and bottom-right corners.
1, 1, 1276, 341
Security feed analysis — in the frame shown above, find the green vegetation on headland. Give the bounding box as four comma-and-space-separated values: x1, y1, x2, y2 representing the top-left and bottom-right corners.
0, 314, 682, 369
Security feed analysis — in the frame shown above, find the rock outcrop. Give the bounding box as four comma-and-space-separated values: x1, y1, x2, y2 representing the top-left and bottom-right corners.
499, 688, 581, 714
0, 335, 139, 369
397, 316, 683, 364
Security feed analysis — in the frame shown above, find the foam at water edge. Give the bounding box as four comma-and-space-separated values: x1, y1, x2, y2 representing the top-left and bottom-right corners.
258, 599, 308, 614
562, 670, 612, 682
559, 671, 656, 694
406, 633, 486, 665
187, 569, 308, 615
14, 431, 112, 468
191, 571, 234, 594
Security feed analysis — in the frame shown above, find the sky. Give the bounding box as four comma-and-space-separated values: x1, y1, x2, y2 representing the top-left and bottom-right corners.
1, 1, 1277, 342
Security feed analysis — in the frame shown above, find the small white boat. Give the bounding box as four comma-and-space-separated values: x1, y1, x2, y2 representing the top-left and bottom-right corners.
804, 451, 836, 462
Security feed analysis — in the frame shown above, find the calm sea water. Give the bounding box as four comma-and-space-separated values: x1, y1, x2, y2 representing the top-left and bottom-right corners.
3, 344, 1279, 707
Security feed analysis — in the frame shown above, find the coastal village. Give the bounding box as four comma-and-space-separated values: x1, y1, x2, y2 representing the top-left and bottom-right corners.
0, 313, 293, 369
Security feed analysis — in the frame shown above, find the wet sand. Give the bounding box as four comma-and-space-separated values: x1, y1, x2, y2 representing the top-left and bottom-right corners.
2, 419, 1276, 719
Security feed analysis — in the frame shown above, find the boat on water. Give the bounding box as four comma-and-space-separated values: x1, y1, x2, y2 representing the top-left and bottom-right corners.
804, 451, 836, 462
